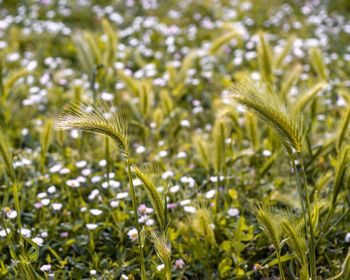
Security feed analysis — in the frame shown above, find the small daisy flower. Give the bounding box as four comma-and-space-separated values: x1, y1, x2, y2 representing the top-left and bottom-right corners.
47, 186, 56, 193
40, 264, 51, 272
49, 164, 62, 173
170, 185, 180, 193
110, 200, 120, 208
162, 171, 174, 179
228, 208, 240, 217
6, 209, 17, 219
184, 206, 196, 213
41, 198, 50, 206
157, 264, 164, 271
86, 223, 98, 230
32, 237, 44, 246
52, 203, 63, 211
206, 189, 216, 199
127, 228, 138, 241
66, 179, 80, 188
75, 160, 87, 168
90, 209, 103, 216
117, 192, 128, 199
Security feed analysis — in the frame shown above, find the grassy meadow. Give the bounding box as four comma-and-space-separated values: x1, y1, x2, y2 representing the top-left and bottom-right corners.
0, 0, 350, 279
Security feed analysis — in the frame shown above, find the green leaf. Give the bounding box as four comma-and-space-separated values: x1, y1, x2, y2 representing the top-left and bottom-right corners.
267, 254, 295, 267
218, 257, 233, 277
22, 236, 39, 263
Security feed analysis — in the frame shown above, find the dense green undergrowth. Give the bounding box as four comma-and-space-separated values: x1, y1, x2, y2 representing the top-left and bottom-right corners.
0, 0, 350, 279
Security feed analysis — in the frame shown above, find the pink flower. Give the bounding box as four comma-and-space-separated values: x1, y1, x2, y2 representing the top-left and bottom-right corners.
167, 203, 175, 209
175, 259, 185, 269
254, 264, 262, 271
34, 202, 43, 208
138, 204, 147, 214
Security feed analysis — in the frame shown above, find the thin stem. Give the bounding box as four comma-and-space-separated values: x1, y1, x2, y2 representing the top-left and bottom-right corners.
105, 137, 110, 188
261, 251, 277, 266
126, 158, 146, 280
290, 154, 308, 235
277, 251, 286, 280
297, 152, 316, 280
164, 259, 171, 280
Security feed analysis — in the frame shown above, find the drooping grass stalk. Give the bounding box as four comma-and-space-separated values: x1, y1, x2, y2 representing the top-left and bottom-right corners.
282, 217, 309, 280
57, 101, 146, 279
230, 81, 304, 154
230, 80, 319, 279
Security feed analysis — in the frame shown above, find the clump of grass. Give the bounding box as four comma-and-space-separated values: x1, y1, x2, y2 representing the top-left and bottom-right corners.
56, 100, 147, 279
253, 205, 285, 280
189, 205, 215, 278
281, 214, 309, 280
149, 230, 171, 280
0, 129, 39, 279
322, 145, 350, 233
230, 79, 319, 279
